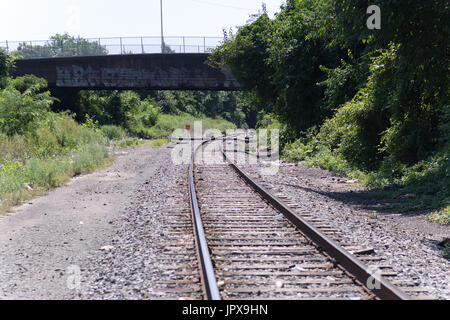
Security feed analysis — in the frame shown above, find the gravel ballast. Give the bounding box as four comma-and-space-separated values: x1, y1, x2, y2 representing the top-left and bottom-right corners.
242, 161, 449, 299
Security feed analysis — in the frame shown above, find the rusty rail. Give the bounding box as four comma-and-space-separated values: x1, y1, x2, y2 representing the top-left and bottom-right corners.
221, 144, 410, 300
187, 136, 410, 300
189, 139, 221, 300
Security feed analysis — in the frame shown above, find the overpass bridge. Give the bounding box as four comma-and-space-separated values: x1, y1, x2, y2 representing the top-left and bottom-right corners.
13, 53, 239, 91
4, 36, 240, 91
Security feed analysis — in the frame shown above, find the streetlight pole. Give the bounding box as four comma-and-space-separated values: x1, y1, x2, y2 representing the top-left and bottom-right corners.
160, 0, 165, 53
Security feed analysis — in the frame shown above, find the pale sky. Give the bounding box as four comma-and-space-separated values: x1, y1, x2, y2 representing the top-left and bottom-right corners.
0, 0, 285, 41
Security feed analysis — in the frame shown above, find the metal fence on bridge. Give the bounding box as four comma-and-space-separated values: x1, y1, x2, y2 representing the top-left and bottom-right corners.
0, 36, 225, 59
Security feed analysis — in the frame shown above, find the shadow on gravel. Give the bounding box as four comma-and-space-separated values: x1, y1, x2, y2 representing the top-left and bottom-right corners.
278, 182, 429, 218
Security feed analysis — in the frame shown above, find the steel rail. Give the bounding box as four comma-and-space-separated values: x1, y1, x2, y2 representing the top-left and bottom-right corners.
188, 139, 221, 300
221, 141, 410, 300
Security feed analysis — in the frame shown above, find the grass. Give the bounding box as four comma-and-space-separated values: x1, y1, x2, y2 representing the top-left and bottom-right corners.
360, 154, 450, 213
0, 142, 110, 213
0, 113, 115, 214
443, 244, 450, 260
0, 111, 177, 213
131, 113, 237, 139
427, 206, 450, 225
147, 138, 169, 148
0, 102, 243, 214
0, 76, 234, 213
101, 125, 126, 141
112, 137, 142, 148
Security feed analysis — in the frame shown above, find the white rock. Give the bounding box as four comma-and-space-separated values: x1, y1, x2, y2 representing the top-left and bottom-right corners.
100, 245, 115, 251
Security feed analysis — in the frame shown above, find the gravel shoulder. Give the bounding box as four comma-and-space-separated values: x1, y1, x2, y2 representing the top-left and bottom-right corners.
0, 144, 167, 299
77, 143, 200, 300
273, 163, 449, 239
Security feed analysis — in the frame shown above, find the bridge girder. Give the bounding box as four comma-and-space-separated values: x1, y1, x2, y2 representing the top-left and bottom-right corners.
13, 53, 240, 91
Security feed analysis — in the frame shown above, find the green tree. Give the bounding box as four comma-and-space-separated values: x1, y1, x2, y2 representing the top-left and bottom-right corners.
76, 90, 160, 131
0, 49, 13, 89
0, 75, 54, 135
148, 90, 247, 127
329, 0, 449, 163
209, 0, 344, 132
210, 0, 449, 166
14, 33, 108, 59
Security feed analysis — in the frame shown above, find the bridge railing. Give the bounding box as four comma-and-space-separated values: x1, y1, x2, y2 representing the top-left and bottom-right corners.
0, 36, 225, 59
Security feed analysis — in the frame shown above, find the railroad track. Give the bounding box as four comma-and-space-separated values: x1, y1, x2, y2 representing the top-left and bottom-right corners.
186, 136, 410, 300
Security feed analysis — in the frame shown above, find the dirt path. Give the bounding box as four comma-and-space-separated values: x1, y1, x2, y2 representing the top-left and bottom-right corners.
0, 144, 167, 299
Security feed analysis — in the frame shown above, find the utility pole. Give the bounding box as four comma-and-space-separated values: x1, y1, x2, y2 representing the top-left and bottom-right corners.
160, 0, 165, 53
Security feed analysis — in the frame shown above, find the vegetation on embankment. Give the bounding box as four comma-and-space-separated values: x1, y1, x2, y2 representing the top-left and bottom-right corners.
70, 89, 243, 136
73, 90, 237, 138
209, 0, 449, 221
0, 73, 111, 212
0, 47, 237, 212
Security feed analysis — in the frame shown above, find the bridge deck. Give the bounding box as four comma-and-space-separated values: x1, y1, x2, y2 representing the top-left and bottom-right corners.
13, 53, 240, 91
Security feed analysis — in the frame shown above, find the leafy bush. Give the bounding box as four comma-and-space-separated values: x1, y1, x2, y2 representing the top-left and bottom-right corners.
0, 79, 109, 209
25, 158, 70, 189
0, 133, 31, 161
132, 113, 236, 139
0, 76, 54, 136
114, 138, 142, 148
284, 138, 350, 175
0, 49, 12, 89
0, 160, 26, 197
16, 113, 105, 158
53, 114, 104, 147
76, 90, 163, 136
0, 142, 109, 211
283, 138, 319, 163
13, 33, 108, 59
0, 68, 112, 212
101, 125, 126, 141
372, 153, 450, 211
427, 206, 450, 225
210, 0, 448, 214
71, 143, 109, 175
147, 139, 169, 148
283, 134, 449, 211
315, 80, 388, 170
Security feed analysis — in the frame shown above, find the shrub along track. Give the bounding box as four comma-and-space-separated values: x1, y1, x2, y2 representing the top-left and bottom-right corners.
189, 138, 411, 300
